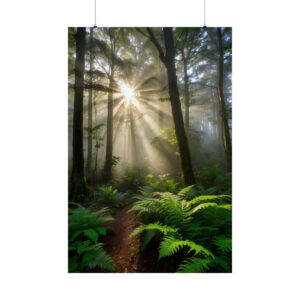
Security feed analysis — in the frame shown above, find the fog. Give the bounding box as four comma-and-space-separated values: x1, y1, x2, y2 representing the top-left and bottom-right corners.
68, 27, 232, 183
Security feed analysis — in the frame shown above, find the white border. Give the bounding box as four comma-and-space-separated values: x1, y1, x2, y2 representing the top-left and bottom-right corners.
0, 0, 300, 299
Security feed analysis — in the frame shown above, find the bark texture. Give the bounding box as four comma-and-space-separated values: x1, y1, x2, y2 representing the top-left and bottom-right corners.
70, 27, 88, 200
86, 28, 94, 174
217, 27, 232, 172
163, 28, 195, 186
103, 75, 114, 181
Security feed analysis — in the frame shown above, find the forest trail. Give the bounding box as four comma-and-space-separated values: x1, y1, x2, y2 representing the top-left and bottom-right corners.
105, 204, 141, 272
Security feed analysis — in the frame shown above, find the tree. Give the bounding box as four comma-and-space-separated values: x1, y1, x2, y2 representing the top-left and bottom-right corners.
86, 28, 94, 175
216, 28, 232, 172
144, 27, 196, 186
175, 28, 201, 135
70, 27, 88, 200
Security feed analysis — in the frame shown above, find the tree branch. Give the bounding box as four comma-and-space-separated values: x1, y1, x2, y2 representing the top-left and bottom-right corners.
146, 28, 166, 66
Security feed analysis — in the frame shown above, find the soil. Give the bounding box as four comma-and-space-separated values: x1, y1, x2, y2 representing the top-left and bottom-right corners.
103, 204, 158, 273
104, 204, 141, 272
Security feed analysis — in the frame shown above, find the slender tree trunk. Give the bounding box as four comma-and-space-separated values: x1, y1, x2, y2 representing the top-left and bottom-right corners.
103, 74, 114, 181
163, 28, 195, 186
217, 27, 232, 172
182, 57, 190, 136
70, 27, 88, 200
86, 28, 94, 175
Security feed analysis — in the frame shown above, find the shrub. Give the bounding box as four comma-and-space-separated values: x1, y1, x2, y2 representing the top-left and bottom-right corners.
68, 203, 115, 272
117, 167, 146, 191
91, 186, 132, 208
145, 173, 180, 193
129, 185, 232, 273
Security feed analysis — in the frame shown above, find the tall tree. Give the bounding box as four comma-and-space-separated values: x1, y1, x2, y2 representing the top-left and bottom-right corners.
217, 27, 232, 172
102, 29, 117, 181
144, 27, 196, 186
86, 28, 94, 175
175, 28, 200, 135
70, 27, 88, 200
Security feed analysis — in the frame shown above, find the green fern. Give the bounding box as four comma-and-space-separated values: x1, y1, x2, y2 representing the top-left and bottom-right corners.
177, 257, 213, 273
214, 255, 231, 272
140, 229, 158, 250
158, 236, 214, 260
189, 195, 231, 207
79, 243, 116, 271
128, 186, 232, 273
129, 222, 178, 238
68, 205, 115, 272
177, 184, 206, 200
214, 236, 232, 253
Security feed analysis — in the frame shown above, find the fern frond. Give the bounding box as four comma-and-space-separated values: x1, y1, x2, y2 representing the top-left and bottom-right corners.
177, 257, 213, 273
191, 202, 218, 214
214, 236, 232, 253
80, 244, 116, 271
129, 222, 178, 238
127, 197, 160, 216
189, 195, 231, 207
214, 256, 231, 272
158, 236, 213, 260
141, 229, 158, 250
177, 185, 195, 199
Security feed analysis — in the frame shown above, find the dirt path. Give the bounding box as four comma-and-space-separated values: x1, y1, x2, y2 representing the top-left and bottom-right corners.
104, 204, 141, 272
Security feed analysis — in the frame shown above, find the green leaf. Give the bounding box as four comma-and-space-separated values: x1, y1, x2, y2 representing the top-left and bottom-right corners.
177, 257, 213, 273
214, 236, 232, 253
83, 229, 98, 243
96, 227, 107, 236
129, 222, 178, 238
158, 236, 213, 261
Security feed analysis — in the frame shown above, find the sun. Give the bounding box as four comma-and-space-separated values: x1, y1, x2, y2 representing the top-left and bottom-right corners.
119, 82, 140, 108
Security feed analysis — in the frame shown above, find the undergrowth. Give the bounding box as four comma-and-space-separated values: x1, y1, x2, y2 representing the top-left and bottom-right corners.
68, 203, 116, 272
129, 185, 232, 273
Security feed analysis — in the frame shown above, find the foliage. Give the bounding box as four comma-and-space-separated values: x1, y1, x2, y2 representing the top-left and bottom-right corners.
117, 167, 146, 191
145, 173, 180, 193
68, 203, 115, 272
152, 127, 177, 147
112, 156, 120, 166
95, 186, 131, 208
196, 163, 232, 194
129, 185, 232, 273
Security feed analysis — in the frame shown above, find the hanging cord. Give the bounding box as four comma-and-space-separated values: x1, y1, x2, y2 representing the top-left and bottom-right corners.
94, 0, 97, 28
203, 0, 207, 27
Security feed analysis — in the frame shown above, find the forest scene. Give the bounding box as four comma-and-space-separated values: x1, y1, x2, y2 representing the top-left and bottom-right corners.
68, 27, 232, 273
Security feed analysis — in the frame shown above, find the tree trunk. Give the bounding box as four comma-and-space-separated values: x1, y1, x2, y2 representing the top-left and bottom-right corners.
103, 75, 114, 181
70, 27, 88, 200
217, 27, 232, 172
86, 28, 93, 175
163, 28, 196, 186
182, 56, 190, 136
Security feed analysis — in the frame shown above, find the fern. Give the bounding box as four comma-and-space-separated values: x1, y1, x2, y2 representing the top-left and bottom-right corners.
79, 243, 116, 271
141, 230, 158, 250
129, 186, 232, 273
214, 236, 232, 253
177, 257, 213, 273
178, 184, 206, 200
129, 222, 178, 238
214, 256, 231, 272
68, 205, 115, 272
158, 236, 213, 260
189, 195, 232, 207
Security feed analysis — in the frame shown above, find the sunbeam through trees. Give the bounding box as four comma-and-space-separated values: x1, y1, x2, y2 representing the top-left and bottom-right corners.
68, 27, 232, 273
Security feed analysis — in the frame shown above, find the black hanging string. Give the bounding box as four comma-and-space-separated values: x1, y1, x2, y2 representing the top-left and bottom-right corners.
94, 0, 97, 28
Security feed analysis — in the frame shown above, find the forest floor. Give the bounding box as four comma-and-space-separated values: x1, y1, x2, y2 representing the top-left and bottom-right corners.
104, 204, 141, 272
103, 204, 158, 273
